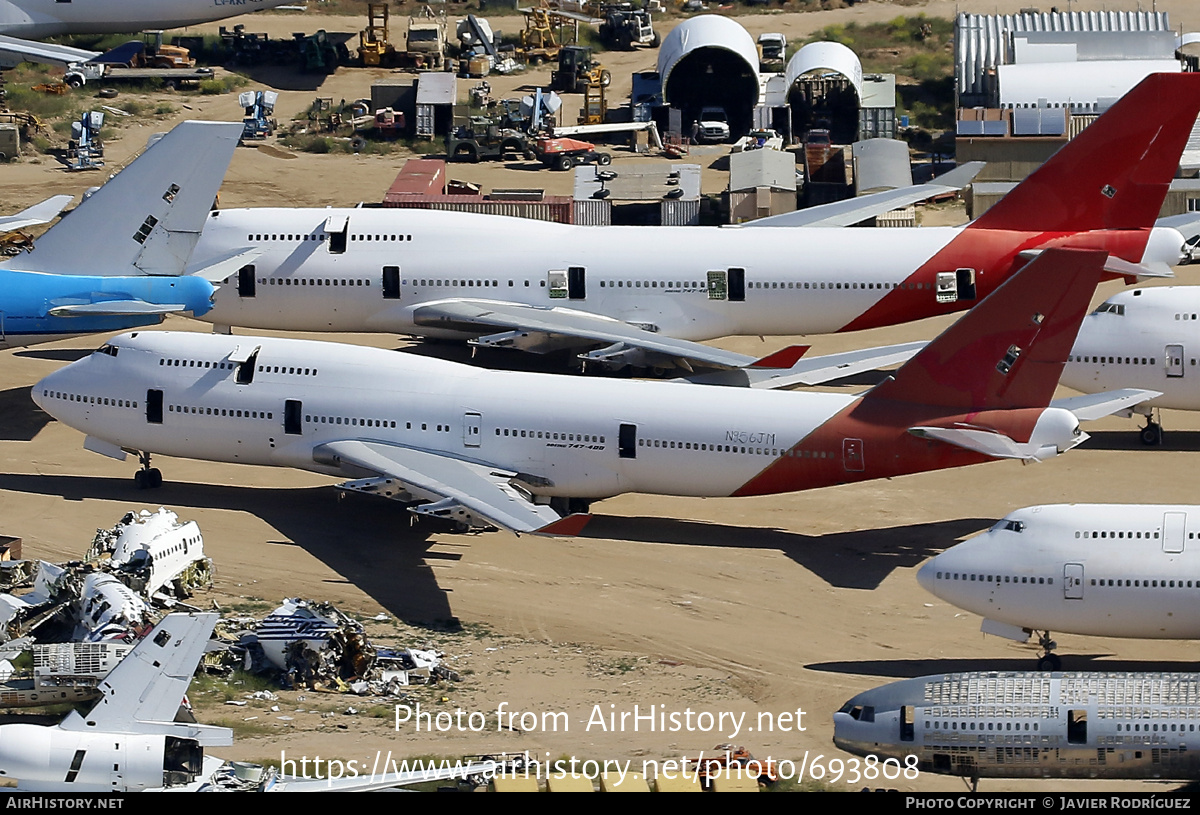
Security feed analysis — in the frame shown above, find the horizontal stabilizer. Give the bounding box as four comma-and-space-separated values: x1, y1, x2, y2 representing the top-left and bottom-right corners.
185, 247, 263, 282
908, 424, 1071, 462
684, 341, 925, 389
1019, 249, 1174, 279
0, 195, 73, 231
0, 34, 99, 69
749, 345, 809, 368
745, 162, 984, 228
1051, 388, 1162, 421
49, 300, 186, 317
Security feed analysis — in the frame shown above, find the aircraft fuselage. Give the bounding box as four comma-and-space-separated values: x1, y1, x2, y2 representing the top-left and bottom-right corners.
0, 0, 280, 38
194, 207, 1178, 341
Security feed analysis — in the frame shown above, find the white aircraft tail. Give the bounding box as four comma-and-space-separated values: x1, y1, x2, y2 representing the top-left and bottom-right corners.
12, 121, 241, 278
60, 612, 221, 735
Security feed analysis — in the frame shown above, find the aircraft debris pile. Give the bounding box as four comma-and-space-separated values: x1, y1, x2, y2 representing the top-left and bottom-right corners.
85, 508, 213, 601
216, 598, 461, 695
0, 507, 211, 647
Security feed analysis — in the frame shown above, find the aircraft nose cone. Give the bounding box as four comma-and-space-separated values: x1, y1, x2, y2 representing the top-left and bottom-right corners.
916, 558, 937, 595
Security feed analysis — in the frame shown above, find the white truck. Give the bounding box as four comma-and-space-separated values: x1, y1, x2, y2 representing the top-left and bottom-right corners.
696, 106, 730, 143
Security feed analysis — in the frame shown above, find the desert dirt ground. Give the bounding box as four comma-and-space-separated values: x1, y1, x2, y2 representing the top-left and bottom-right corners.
3, 0, 1200, 793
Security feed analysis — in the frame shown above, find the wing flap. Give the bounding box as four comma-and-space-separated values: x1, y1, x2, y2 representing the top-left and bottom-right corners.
314, 439, 589, 536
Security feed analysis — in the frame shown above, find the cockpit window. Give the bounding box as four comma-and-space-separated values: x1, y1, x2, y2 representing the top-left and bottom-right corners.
94, 344, 119, 357
838, 703, 874, 722
991, 519, 1025, 533
1091, 302, 1124, 316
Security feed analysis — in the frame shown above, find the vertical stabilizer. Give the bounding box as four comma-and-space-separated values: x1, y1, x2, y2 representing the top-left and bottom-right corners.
867, 248, 1107, 409
970, 73, 1200, 233
8, 121, 241, 277
60, 612, 218, 732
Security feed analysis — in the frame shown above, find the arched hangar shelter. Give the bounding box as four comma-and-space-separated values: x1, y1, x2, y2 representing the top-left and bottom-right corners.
657, 15, 760, 140
785, 41, 863, 144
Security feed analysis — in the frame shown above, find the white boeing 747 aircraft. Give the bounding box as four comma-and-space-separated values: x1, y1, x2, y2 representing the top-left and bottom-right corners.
32, 248, 1154, 535
920, 504, 1200, 669
0, 0, 293, 68
1063, 286, 1200, 444
188, 73, 1200, 373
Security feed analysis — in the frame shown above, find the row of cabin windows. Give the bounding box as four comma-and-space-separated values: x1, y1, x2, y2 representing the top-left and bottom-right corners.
1177, 314, 1199, 320
169, 404, 273, 419
259, 365, 317, 376
496, 428, 605, 443
158, 358, 317, 377
929, 721, 1039, 731
638, 438, 830, 459
245, 233, 415, 242
161, 359, 237, 370
307, 415, 398, 429
414, 278, 508, 287
1074, 530, 1161, 539
1115, 723, 1197, 732
266, 278, 369, 288
42, 390, 136, 409
1068, 356, 1160, 365
934, 572, 1053, 585
1090, 578, 1197, 588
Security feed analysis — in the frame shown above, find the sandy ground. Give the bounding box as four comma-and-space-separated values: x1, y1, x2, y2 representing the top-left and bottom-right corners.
3, 0, 1200, 794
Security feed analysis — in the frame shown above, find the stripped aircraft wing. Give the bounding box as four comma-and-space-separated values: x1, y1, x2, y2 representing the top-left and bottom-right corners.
0, 35, 99, 69
0, 195, 72, 231
413, 298, 795, 370
744, 162, 985, 228
313, 439, 590, 536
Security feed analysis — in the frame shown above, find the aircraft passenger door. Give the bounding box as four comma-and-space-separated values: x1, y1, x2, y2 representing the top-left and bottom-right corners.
146, 389, 163, 424
1166, 344, 1185, 378
237, 265, 256, 298
382, 266, 401, 300
618, 423, 637, 459
1163, 512, 1186, 554
325, 215, 348, 254
727, 267, 746, 302
842, 438, 864, 472
1063, 563, 1084, 600
567, 266, 586, 300
463, 411, 481, 447
284, 400, 302, 435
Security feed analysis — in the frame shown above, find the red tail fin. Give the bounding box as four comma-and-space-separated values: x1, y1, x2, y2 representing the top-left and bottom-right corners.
867, 248, 1106, 410
970, 72, 1200, 233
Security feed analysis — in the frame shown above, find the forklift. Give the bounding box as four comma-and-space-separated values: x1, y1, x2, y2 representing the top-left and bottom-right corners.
550, 46, 610, 94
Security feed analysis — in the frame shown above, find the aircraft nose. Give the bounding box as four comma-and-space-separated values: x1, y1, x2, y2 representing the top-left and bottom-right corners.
916, 558, 937, 595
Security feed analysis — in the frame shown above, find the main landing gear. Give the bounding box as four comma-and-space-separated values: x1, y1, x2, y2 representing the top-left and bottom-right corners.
1140, 417, 1164, 446
134, 451, 162, 490
1035, 630, 1061, 671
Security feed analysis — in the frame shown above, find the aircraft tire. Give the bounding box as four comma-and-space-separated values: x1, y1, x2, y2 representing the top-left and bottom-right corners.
1140, 424, 1163, 446
1036, 654, 1061, 672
